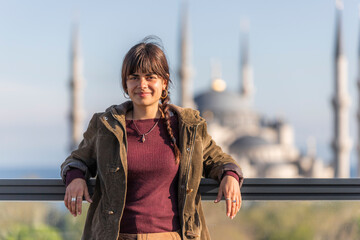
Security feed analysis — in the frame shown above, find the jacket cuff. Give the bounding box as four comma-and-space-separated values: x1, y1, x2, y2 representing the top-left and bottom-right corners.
65, 168, 86, 187
222, 171, 240, 182
220, 163, 244, 188
60, 159, 91, 184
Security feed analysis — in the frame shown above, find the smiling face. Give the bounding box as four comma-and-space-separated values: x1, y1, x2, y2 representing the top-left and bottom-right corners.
121, 42, 171, 109
126, 71, 167, 110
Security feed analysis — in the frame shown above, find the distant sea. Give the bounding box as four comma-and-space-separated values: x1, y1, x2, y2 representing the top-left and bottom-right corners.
0, 168, 60, 179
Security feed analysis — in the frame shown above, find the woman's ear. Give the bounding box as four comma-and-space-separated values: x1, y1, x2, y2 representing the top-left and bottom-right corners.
163, 79, 168, 90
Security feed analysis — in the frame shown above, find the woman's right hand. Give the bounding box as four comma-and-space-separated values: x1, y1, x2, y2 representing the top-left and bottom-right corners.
64, 178, 93, 217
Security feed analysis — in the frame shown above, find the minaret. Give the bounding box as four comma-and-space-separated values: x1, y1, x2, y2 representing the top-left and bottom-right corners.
69, 25, 85, 151
178, 0, 196, 108
357, 5, 360, 177
331, 0, 351, 177
240, 26, 254, 102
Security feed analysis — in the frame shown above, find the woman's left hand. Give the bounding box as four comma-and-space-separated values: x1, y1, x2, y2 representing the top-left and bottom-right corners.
214, 175, 242, 219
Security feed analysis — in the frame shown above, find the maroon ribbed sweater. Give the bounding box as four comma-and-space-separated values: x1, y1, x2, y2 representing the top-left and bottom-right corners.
65, 116, 239, 234
119, 117, 181, 233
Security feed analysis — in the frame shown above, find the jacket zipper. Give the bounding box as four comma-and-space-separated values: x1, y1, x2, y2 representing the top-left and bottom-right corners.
182, 124, 199, 238
110, 112, 128, 240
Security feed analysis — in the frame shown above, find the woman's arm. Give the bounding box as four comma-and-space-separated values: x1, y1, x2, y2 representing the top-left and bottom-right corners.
201, 122, 243, 219
60, 113, 99, 182
201, 122, 243, 184
60, 113, 99, 216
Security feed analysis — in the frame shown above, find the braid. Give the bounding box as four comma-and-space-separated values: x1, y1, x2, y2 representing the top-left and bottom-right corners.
160, 92, 181, 164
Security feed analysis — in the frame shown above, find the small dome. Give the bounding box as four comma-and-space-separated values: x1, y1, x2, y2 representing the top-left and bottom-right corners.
229, 135, 269, 152
211, 78, 226, 92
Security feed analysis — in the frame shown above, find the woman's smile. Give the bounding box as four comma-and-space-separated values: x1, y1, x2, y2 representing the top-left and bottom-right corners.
126, 71, 166, 109
137, 91, 152, 97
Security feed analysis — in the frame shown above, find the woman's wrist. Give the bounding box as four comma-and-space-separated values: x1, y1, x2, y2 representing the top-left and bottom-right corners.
222, 171, 240, 183
65, 168, 86, 187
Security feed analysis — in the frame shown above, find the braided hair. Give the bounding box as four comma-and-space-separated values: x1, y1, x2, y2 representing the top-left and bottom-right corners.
121, 37, 181, 164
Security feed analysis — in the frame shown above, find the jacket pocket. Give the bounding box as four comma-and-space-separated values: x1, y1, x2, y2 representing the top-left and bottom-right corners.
90, 198, 110, 236
185, 210, 201, 239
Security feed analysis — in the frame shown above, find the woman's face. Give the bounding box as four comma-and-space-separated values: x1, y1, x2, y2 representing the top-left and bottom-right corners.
126, 70, 166, 110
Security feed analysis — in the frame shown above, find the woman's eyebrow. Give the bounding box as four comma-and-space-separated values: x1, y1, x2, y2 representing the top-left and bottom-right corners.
146, 73, 157, 76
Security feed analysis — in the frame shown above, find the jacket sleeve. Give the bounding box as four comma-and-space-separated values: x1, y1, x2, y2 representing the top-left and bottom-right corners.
60, 113, 99, 183
201, 121, 244, 187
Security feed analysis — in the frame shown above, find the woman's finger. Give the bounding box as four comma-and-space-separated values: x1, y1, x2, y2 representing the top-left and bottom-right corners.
77, 196, 83, 215
230, 196, 236, 219
214, 187, 223, 203
70, 195, 76, 216
64, 190, 68, 209
225, 196, 232, 217
235, 196, 240, 213
84, 187, 93, 203
237, 192, 242, 212
67, 195, 72, 212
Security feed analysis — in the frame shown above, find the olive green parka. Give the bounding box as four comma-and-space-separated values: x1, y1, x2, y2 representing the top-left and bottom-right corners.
61, 101, 243, 240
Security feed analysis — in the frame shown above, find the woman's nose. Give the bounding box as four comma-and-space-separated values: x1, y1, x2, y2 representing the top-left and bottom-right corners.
139, 77, 147, 88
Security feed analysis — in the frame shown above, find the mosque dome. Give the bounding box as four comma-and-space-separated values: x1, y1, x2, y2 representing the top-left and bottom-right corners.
194, 88, 259, 130
229, 135, 291, 164
194, 89, 247, 114
229, 135, 270, 151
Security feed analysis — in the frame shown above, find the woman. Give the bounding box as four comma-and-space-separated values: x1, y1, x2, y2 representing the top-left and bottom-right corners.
61, 37, 243, 240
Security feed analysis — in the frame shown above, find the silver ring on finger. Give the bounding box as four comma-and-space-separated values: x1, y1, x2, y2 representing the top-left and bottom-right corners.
225, 198, 231, 200
71, 197, 76, 202
232, 200, 237, 203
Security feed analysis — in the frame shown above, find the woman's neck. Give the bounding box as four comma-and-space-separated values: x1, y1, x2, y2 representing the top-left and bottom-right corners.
128, 105, 161, 120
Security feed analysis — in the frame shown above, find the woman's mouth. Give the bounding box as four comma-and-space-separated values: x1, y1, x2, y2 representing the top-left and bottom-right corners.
138, 92, 151, 97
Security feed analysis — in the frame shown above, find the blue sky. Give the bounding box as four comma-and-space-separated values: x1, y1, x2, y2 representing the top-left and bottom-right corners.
1, 0, 359, 171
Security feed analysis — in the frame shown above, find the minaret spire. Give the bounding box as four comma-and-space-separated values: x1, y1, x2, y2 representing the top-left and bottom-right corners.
69, 24, 85, 151
178, 0, 196, 108
357, 4, 360, 177
332, 0, 351, 177
335, 0, 344, 58
240, 20, 254, 102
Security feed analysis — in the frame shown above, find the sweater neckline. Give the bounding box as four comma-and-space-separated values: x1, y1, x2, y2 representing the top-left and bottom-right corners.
125, 118, 161, 122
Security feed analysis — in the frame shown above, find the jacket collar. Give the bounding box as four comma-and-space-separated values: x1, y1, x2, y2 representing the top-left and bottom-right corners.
105, 101, 205, 126
168, 104, 205, 126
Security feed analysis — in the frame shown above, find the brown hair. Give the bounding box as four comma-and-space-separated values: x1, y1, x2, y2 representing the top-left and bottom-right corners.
121, 37, 180, 164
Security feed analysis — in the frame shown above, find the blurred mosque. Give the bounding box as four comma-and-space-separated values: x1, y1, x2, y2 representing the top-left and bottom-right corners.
177, 2, 349, 178
68, 2, 354, 178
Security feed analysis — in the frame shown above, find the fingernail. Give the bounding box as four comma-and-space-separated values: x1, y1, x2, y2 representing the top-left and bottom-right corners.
78, 212, 81, 215
227, 213, 230, 217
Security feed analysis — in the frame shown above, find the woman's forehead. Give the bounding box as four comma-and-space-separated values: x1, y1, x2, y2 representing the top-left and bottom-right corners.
129, 65, 158, 75
129, 71, 157, 76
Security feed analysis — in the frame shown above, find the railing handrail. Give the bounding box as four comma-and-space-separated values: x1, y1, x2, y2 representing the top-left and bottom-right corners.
1, 178, 360, 201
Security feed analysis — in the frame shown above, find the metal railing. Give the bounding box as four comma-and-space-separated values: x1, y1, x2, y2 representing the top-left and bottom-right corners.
1, 178, 360, 201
